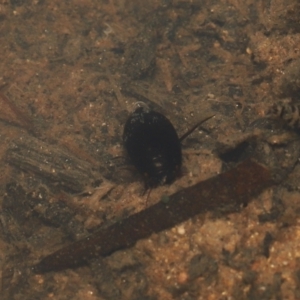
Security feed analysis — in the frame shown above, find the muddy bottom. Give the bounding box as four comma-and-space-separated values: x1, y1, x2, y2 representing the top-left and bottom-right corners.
0, 1, 300, 299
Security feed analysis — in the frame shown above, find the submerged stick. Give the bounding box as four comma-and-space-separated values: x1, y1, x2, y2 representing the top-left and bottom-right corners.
33, 159, 274, 273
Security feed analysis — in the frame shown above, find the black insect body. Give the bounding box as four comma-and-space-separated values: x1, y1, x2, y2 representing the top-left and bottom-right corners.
123, 106, 182, 188
123, 106, 214, 189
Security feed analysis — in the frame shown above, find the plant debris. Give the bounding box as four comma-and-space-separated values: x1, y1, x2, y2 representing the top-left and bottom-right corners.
6, 135, 100, 193
33, 159, 273, 273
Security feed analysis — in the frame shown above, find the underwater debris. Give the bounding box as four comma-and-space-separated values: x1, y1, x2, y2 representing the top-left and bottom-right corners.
0, 92, 36, 134
6, 135, 98, 193
33, 159, 273, 273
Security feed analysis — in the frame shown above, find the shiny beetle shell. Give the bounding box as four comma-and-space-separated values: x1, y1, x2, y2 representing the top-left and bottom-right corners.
123, 106, 182, 188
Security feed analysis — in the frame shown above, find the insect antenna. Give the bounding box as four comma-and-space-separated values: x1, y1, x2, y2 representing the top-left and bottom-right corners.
179, 115, 215, 142
145, 188, 152, 207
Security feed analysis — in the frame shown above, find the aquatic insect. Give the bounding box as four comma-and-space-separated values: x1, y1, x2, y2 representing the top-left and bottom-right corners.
123, 106, 181, 188
269, 102, 300, 129
123, 105, 213, 189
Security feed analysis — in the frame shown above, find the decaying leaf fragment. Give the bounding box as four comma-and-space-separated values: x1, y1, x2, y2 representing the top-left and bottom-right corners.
6, 136, 98, 193
33, 159, 274, 273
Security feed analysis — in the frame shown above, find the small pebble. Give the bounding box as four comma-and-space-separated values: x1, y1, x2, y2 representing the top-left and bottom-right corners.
177, 225, 185, 235
177, 271, 188, 284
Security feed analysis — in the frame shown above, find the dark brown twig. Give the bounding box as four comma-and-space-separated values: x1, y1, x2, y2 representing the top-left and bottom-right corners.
33, 159, 273, 273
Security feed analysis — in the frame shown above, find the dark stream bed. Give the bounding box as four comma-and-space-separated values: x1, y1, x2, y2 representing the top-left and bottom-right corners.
0, 1, 300, 299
